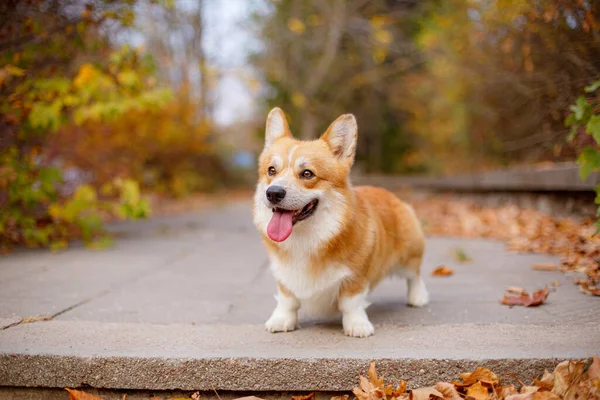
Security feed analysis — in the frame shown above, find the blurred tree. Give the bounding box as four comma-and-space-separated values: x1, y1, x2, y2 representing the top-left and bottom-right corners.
251, 0, 425, 173
0, 0, 222, 250
252, 0, 600, 174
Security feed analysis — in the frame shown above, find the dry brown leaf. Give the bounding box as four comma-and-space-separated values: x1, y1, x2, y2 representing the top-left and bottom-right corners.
499, 385, 519, 398
532, 264, 558, 271
385, 381, 407, 398
431, 266, 454, 277
465, 381, 489, 400
505, 394, 533, 400
354, 375, 384, 400
65, 388, 104, 400
531, 392, 560, 400
435, 382, 461, 400
588, 355, 600, 381
292, 393, 315, 400
409, 387, 443, 400
506, 286, 526, 295
368, 361, 385, 388
501, 286, 549, 307
331, 395, 349, 400
234, 397, 265, 400
457, 367, 499, 387
550, 360, 585, 397
520, 386, 539, 394
533, 370, 554, 392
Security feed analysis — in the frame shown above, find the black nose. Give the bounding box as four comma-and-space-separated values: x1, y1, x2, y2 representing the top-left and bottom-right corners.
266, 186, 286, 204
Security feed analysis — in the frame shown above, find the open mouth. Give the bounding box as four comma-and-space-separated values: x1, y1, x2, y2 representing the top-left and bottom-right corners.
273, 199, 319, 225
267, 199, 318, 242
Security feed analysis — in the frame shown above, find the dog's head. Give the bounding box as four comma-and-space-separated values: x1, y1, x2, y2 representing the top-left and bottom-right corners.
253, 107, 357, 245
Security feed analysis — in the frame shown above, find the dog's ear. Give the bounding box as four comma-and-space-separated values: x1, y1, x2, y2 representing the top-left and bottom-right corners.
265, 107, 291, 148
321, 114, 357, 163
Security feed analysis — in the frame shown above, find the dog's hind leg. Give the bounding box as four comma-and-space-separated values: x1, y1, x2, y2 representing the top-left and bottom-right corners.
403, 256, 429, 307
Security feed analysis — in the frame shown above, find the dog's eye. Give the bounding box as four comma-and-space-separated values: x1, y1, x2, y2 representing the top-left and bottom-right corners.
268, 166, 276, 176
301, 169, 314, 179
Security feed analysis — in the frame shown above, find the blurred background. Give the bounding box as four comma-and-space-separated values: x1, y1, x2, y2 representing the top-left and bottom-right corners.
1, 0, 600, 249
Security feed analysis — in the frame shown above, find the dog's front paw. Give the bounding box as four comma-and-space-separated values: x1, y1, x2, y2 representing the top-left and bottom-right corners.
343, 316, 374, 338
265, 312, 297, 333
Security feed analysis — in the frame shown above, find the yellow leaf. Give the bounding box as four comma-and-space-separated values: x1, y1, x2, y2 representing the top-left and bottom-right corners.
291, 92, 306, 108
287, 18, 306, 34
374, 29, 393, 45
73, 64, 99, 89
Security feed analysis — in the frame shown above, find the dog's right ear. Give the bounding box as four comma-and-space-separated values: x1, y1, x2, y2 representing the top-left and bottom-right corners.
265, 107, 291, 148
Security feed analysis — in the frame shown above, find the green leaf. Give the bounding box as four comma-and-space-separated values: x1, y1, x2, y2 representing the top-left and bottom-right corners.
585, 80, 600, 93
570, 96, 590, 121
577, 147, 600, 181
586, 115, 600, 144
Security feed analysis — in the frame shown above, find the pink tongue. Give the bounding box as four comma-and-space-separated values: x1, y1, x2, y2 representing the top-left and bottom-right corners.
267, 210, 294, 242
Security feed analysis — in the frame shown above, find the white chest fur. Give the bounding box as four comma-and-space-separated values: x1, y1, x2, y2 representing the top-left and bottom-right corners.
270, 256, 351, 315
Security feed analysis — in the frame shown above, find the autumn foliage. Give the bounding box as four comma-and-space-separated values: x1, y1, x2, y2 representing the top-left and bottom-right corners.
0, 1, 223, 250
64, 358, 600, 400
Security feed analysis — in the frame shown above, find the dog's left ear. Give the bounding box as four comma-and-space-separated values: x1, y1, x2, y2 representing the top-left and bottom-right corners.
321, 114, 358, 164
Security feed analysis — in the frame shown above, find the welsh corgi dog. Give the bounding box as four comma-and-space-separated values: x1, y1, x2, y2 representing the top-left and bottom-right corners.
253, 108, 429, 338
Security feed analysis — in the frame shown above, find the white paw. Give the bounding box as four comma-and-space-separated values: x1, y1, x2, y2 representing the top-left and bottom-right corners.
265, 312, 297, 333
407, 278, 429, 307
343, 316, 375, 338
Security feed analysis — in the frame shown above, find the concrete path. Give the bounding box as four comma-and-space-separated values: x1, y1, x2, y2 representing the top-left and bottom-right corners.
0, 200, 598, 392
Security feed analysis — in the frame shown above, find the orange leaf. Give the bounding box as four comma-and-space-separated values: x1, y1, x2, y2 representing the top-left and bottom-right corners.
506, 286, 525, 295
431, 266, 453, 277
292, 394, 315, 400
409, 387, 443, 400
435, 382, 461, 400
465, 381, 488, 400
368, 361, 385, 388
501, 286, 548, 307
532, 264, 558, 271
331, 396, 349, 400
65, 388, 104, 400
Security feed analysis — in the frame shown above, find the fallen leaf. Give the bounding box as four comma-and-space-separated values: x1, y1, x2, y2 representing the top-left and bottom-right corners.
520, 386, 539, 394
588, 355, 600, 380
550, 360, 585, 397
292, 394, 315, 400
368, 361, 385, 388
435, 382, 461, 400
532, 264, 558, 271
354, 375, 383, 400
453, 247, 472, 262
505, 394, 533, 400
532, 392, 561, 400
533, 370, 554, 391
506, 286, 525, 295
501, 286, 549, 307
465, 381, 489, 400
65, 388, 104, 400
409, 387, 443, 400
431, 266, 454, 277
234, 397, 264, 400
499, 385, 518, 397
191, 392, 201, 400
456, 367, 499, 387
550, 280, 560, 287
331, 396, 349, 400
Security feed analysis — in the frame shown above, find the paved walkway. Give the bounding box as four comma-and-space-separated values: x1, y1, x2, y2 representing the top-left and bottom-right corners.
0, 200, 598, 392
